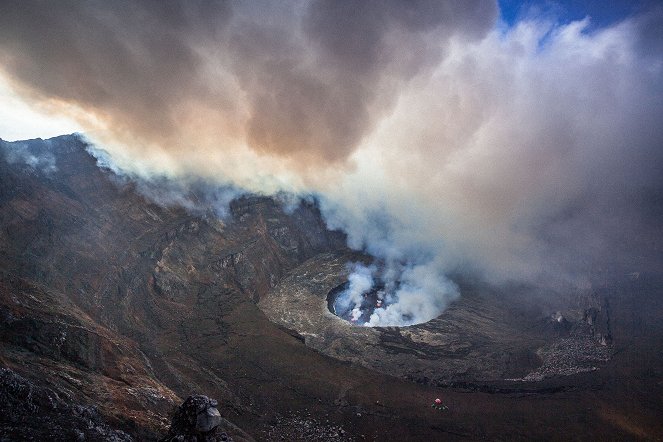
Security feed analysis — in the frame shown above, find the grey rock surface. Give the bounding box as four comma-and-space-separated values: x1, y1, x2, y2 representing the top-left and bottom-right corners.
161, 395, 239, 442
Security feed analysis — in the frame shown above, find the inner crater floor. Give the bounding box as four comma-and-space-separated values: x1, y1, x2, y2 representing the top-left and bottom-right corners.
327, 282, 389, 325
257, 251, 613, 386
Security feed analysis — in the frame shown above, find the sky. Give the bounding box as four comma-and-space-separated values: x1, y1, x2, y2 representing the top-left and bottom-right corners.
498, 0, 650, 29
1, 0, 661, 325
0, 76, 81, 141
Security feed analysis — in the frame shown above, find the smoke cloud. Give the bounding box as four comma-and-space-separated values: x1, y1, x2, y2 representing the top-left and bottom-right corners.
1, 2, 661, 325
0, 0, 495, 185
333, 262, 459, 327
1, 138, 57, 173
87, 143, 245, 220
322, 8, 663, 284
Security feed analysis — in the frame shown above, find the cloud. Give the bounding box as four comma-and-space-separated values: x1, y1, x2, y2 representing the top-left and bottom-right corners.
0, 77, 82, 142
320, 11, 663, 290
0, 2, 661, 324
0, 0, 496, 180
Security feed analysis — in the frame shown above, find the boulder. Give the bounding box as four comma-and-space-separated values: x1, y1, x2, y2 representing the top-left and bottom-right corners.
161, 395, 232, 442
196, 405, 222, 433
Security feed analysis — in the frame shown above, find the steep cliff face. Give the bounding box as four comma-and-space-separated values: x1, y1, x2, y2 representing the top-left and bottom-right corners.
1, 135, 662, 441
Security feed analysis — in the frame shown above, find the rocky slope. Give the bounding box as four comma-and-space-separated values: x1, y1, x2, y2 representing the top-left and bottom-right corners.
1, 135, 662, 440
0, 135, 342, 439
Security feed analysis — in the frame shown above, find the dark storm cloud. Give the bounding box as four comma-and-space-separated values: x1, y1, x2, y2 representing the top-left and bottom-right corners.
0, 0, 497, 164
229, 0, 497, 162
0, 1, 233, 138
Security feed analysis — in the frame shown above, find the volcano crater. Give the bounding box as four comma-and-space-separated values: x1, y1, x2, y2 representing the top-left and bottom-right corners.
258, 251, 613, 386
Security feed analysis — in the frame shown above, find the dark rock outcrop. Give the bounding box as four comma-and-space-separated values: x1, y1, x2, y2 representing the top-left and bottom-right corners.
160, 396, 232, 442
0, 367, 132, 441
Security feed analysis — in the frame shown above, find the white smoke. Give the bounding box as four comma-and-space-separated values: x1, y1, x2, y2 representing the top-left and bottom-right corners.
333, 261, 459, 327
321, 11, 663, 325
366, 262, 459, 326
334, 263, 375, 322
86, 144, 245, 219
1, 139, 57, 173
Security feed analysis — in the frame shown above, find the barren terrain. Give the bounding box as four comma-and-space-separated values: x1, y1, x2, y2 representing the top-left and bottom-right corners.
1, 135, 662, 440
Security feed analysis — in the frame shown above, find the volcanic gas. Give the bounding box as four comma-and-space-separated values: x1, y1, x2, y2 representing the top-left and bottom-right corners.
327, 282, 395, 326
